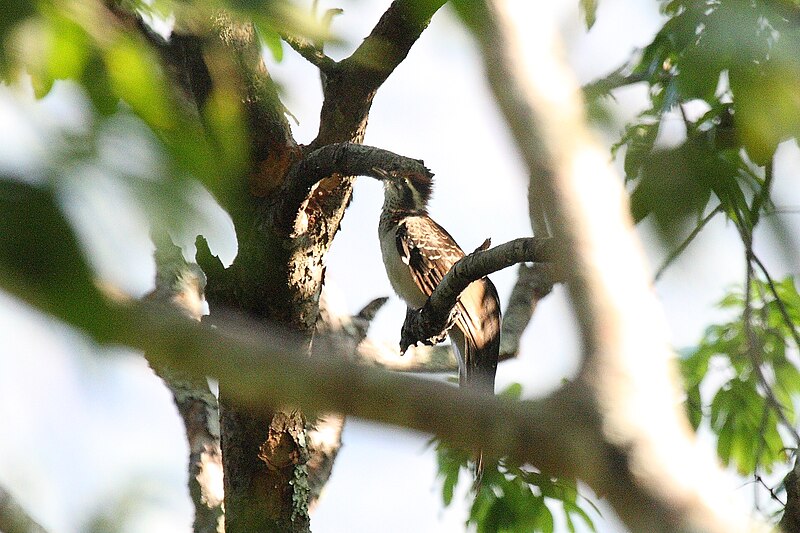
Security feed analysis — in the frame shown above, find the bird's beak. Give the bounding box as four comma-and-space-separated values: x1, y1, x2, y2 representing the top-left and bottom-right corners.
371, 167, 395, 181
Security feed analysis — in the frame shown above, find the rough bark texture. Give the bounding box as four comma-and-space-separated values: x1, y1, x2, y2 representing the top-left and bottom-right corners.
781, 459, 800, 533
129, 3, 450, 530
200, 18, 313, 532
148, 237, 224, 533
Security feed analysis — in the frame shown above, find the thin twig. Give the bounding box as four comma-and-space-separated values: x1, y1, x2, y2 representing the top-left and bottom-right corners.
751, 252, 800, 351
655, 204, 724, 280
743, 251, 800, 445
755, 475, 786, 507
280, 33, 337, 73
750, 157, 775, 227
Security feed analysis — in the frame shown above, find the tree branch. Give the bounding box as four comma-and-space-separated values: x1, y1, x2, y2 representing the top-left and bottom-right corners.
400, 237, 556, 352
300, 0, 448, 260
499, 263, 555, 358
312, 0, 447, 147
280, 33, 337, 74
96, 300, 576, 480
274, 143, 432, 234
460, 0, 767, 530
0, 485, 47, 533
781, 457, 800, 532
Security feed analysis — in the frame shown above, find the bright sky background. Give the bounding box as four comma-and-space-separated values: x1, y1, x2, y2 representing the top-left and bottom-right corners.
1, 1, 799, 532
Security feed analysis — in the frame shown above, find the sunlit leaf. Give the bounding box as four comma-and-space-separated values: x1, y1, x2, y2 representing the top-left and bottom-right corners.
105, 36, 174, 131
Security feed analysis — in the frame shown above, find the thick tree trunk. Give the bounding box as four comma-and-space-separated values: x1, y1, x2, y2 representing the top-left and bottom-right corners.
113, 2, 446, 529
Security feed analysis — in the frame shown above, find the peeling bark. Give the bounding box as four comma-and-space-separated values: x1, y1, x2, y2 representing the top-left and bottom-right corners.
148, 236, 224, 533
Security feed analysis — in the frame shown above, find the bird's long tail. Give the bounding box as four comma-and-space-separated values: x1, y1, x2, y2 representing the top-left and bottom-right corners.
448, 277, 501, 491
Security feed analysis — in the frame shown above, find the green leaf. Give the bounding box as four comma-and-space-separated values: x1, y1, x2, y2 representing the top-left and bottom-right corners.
498, 383, 524, 400
104, 36, 174, 131
0, 179, 117, 340
257, 23, 284, 62
535, 502, 554, 533
564, 501, 597, 532
579, 0, 598, 30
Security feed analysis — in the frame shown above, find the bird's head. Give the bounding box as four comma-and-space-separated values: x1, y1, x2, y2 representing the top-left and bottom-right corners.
373, 167, 433, 213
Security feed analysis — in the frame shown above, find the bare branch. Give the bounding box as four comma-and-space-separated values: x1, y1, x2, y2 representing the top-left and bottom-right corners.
148, 235, 223, 533
281, 33, 337, 74
306, 413, 345, 506
312, 0, 447, 147
400, 237, 556, 352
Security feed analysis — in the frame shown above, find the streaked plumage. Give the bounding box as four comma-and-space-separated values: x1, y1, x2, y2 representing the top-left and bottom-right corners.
377, 169, 501, 484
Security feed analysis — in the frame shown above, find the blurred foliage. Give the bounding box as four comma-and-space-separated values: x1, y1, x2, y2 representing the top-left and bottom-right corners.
682, 276, 800, 476
589, 0, 800, 522
0, 178, 117, 339
1, 0, 799, 530
592, 0, 800, 241
5, 1, 252, 198
434, 384, 599, 533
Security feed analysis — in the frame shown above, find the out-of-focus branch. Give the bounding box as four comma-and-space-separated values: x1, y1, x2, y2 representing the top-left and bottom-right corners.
0, 485, 47, 533
115, 301, 575, 478
462, 0, 766, 531
357, 339, 458, 372
499, 263, 555, 358
400, 237, 556, 352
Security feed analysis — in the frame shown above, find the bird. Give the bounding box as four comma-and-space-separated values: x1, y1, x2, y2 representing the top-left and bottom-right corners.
375, 167, 501, 485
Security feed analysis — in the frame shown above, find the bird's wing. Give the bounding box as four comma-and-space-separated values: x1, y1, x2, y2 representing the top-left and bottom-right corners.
395, 216, 465, 298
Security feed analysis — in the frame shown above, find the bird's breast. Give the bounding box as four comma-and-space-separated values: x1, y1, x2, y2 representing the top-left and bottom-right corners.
379, 227, 428, 309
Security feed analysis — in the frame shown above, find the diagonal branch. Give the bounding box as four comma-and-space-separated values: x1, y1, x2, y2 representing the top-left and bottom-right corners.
280, 32, 337, 74
655, 204, 724, 281
312, 0, 447, 147
460, 0, 767, 530
400, 237, 556, 352
0, 485, 47, 533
